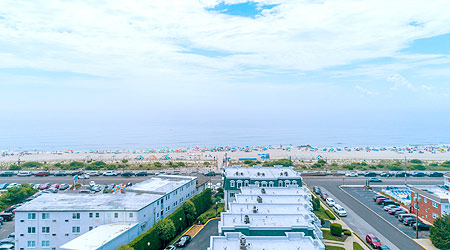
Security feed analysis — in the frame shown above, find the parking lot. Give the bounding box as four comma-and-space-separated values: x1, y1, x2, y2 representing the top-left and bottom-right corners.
343, 187, 430, 239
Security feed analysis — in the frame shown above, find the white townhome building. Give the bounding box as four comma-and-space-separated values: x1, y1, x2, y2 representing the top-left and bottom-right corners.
15, 175, 198, 250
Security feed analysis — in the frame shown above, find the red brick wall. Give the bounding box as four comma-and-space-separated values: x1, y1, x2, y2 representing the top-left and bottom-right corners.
411, 191, 441, 224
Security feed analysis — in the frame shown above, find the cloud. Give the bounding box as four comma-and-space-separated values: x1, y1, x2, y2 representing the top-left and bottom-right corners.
388, 74, 414, 90
0, 0, 450, 81
355, 85, 378, 96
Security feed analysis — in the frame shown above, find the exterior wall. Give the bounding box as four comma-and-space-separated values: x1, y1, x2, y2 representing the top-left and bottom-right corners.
97, 224, 140, 250
411, 191, 442, 224
445, 174, 450, 188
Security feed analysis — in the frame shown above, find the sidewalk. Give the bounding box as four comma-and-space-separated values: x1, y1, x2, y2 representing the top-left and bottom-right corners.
414, 239, 439, 250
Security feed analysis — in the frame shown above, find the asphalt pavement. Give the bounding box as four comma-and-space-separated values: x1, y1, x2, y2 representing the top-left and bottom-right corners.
183, 219, 219, 250
303, 176, 439, 250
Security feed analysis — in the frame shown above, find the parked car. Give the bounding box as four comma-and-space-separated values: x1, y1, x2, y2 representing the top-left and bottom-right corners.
395, 172, 410, 177
50, 184, 60, 189
412, 172, 425, 177
204, 171, 216, 176
176, 235, 192, 247
136, 171, 148, 176
368, 177, 382, 182
313, 186, 321, 194
0, 238, 14, 244
345, 172, 358, 177
121, 171, 134, 177
379, 245, 391, 250
88, 171, 100, 176
0, 172, 14, 177
403, 217, 417, 226
364, 172, 377, 177
428, 172, 444, 177
35, 171, 50, 176
388, 208, 402, 215
380, 172, 393, 177
48, 187, 58, 193
383, 204, 399, 211
412, 222, 430, 231
398, 213, 415, 222
59, 183, 69, 190
376, 197, 388, 204
333, 204, 347, 217
8, 233, 14, 239
39, 183, 51, 190
0, 183, 8, 189
394, 210, 407, 218
373, 195, 386, 202
0, 213, 14, 222
54, 171, 67, 176
382, 200, 399, 206
366, 234, 382, 248
320, 193, 329, 200
326, 198, 336, 207
6, 183, 19, 189
438, 185, 449, 191
0, 243, 14, 250
17, 171, 32, 177
103, 171, 118, 176
70, 171, 84, 176
163, 245, 176, 250
79, 174, 90, 179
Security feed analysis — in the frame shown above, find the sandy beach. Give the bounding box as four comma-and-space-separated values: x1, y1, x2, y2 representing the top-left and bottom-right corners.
1, 146, 449, 164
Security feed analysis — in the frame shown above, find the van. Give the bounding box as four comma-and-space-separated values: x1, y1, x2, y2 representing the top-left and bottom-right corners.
333, 204, 347, 217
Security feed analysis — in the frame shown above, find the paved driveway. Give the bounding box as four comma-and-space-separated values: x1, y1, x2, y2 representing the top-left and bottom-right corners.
183, 219, 219, 250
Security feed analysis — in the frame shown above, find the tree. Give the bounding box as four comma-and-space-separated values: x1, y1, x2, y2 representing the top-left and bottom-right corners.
430, 214, 450, 249
154, 162, 162, 168
117, 245, 134, 250
157, 219, 176, 245
312, 197, 320, 211
9, 165, 21, 171
22, 161, 43, 168
183, 200, 197, 225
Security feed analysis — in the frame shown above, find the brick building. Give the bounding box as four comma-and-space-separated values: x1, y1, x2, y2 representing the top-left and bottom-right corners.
410, 183, 450, 224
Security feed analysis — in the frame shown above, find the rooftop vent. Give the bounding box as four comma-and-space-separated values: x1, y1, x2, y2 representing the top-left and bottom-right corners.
262, 173, 265, 176
253, 206, 258, 213
261, 188, 266, 194
257, 172, 260, 176
244, 215, 250, 224
240, 236, 249, 250
285, 171, 289, 176
241, 172, 244, 176
257, 196, 263, 203
235, 171, 239, 176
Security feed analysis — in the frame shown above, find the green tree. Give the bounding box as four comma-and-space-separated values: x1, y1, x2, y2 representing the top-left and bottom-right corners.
9, 165, 21, 171
183, 200, 197, 225
117, 245, 134, 250
22, 161, 43, 168
312, 197, 320, 211
410, 159, 422, 164
430, 214, 450, 249
157, 219, 176, 245
122, 159, 129, 164
69, 161, 84, 168
154, 162, 162, 168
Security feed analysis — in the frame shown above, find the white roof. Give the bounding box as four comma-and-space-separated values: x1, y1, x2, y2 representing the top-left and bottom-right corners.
235, 194, 310, 204
220, 212, 317, 228
128, 175, 196, 194
240, 185, 311, 196
228, 203, 312, 214
60, 223, 137, 250
208, 232, 325, 250
416, 186, 450, 202
224, 165, 301, 179
15, 192, 161, 212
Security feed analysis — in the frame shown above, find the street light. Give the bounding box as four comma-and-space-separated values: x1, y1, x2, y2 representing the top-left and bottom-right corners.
415, 196, 421, 239
147, 242, 151, 250
215, 201, 218, 217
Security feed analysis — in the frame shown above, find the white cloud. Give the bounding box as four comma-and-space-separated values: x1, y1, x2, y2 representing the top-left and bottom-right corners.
388, 73, 414, 90
0, 0, 450, 81
355, 85, 378, 96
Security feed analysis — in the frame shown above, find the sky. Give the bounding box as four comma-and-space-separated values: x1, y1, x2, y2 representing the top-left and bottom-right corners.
1, 0, 450, 148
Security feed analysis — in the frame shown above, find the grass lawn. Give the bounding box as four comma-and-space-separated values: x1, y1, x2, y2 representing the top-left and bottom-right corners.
322, 229, 347, 242
325, 246, 345, 250
314, 205, 332, 220
353, 242, 364, 250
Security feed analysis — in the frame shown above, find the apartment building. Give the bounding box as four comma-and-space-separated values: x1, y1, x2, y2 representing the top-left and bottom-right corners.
15, 175, 198, 250
410, 185, 450, 224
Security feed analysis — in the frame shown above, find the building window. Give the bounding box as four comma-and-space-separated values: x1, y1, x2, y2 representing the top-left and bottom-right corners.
432, 213, 439, 219
230, 180, 235, 187
42, 240, 50, 247
278, 180, 283, 187
129, 213, 133, 218
255, 181, 260, 187
261, 181, 267, 187
27, 241, 36, 248
28, 213, 36, 220
72, 213, 80, 220
72, 227, 80, 233
96, 213, 100, 218
237, 181, 242, 188
424, 198, 427, 203
42, 213, 50, 220
230, 192, 236, 197
89, 213, 93, 218
269, 181, 274, 187
244, 180, 249, 186
42, 227, 50, 234
114, 213, 119, 218
432, 202, 438, 208
28, 227, 36, 234
89, 226, 93, 231
292, 180, 297, 185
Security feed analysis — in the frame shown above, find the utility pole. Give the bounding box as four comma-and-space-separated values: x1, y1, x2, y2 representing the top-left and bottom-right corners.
404, 156, 408, 186
416, 196, 420, 239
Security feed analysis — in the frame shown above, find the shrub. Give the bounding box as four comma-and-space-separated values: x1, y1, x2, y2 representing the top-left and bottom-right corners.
430, 214, 450, 249
9, 165, 21, 170
325, 210, 336, 220
343, 229, 352, 236
331, 162, 338, 167
319, 217, 325, 225
412, 164, 426, 171
128, 226, 161, 250
311, 163, 322, 169
183, 200, 197, 225
312, 198, 320, 211
410, 159, 422, 164
154, 162, 162, 168
117, 245, 134, 250
330, 223, 342, 236
21, 161, 43, 168
191, 189, 212, 216
165, 206, 187, 234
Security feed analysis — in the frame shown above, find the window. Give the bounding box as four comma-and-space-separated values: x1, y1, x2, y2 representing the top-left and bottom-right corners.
230, 180, 235, 187
28, 227, 36, 234
424, 198, 428, 203
292, 180, 297, 185
42, 227, 50, 234
129, 213, 133, 218
278, 180, 283, 187
89, 213, 93, 218
72, 226, 80, 233
230, 192, 236, 197
432, 213, 439, 219
269, 181, 274, 187
28, 213, 36, 220
42, 213, 50, 220
27, 241, 36, 248
89, 226, 93, 231
72, 213, 80, 219
244, 180, 249, 187
432, 202, 438, 208
42, 240, 50, 247
95, 213, 99, 218
114, 213, 118, 218
255, 181, 260, 187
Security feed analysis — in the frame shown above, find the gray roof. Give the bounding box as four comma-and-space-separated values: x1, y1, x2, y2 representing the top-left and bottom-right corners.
15, 192, 161, 212
128, 175, 196, 194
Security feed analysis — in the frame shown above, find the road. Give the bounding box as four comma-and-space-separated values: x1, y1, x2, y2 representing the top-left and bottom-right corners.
303, 176, 442, 250
183, 219, 219, 250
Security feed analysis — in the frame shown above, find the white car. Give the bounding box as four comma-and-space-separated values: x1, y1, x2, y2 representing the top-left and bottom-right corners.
103, 171, 118, 176
326, 197, 336, 207
333, 204, 347, 217
6, 183, 19, 189
383, 204, 399, 211
79, 174, 90, 179
89, 181, 96, 186
17, 171, 32, 177
345, 172, 358, 177
88, 171, 100, 176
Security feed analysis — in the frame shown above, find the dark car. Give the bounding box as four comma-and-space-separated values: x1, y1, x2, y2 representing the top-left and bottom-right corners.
204, 171, 216, 176
379, 245, 391, 250
176, 235, 192, 247
121, 171, 135, 177
313, 186, 321, 194
380, 172, 393, 177
136, 171, 148, 176
364, 172, 377, 177
394, 210, 407, 218
373, 195, 386, 202
0, 213, 14, 222
382, 200, 399, 206
412, 222, 430, 231
0, 172, 14, 177
366, 234, 382, 248
0, 238, 14, 245
404, 217, 417, 226
368, 177, 382, 182
412, 172, 425, 177
0, 183, 8, 190
54, 171, 67, 176
428, 172, 444, 177
70, 171, 84, 176
395, 172, 410, 177
35, 171, 50, 177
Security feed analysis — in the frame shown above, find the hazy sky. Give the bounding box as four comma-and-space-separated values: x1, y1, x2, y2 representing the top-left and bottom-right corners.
1, 0, 450, 133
